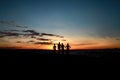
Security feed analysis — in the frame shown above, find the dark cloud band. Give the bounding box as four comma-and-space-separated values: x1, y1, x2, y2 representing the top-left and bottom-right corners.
34, 42, 53, 45
0, 21, 65, 46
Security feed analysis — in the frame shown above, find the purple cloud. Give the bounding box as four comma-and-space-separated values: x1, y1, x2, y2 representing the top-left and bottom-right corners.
34, 41, 53, 45
41, 33, 64, 38
0, 21, 66, 46
23, 30, 39, 35
27, 40, 35, 43
36, 38, 51, 41
16, 41, 22, 43
0, 31, 20, 37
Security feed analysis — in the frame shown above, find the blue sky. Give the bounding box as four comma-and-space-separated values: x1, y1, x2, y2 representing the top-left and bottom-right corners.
0, 0, 120, 49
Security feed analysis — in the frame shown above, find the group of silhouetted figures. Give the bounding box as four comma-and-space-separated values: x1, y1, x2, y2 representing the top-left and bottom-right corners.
53, 42, 71, 54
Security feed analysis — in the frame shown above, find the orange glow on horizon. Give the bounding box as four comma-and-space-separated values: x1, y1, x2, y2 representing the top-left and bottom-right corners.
0, 44, 120, 50
0, 36, 120, 50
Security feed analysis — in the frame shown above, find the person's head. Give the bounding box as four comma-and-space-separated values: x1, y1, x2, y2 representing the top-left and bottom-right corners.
67, 43, 69, 45
54, 44, 55, 46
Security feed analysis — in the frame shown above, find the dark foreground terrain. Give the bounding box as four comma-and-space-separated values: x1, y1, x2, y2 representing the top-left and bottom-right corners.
0, 49, 120, 64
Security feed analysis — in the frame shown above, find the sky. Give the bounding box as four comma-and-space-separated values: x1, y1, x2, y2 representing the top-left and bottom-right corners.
0, 0, 120, 49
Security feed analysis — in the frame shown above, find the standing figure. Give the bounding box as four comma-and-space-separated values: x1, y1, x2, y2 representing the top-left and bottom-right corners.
66, 43, 71, 54
57, 42, 61, 54
53, 44, 56, 53
61, 43, 65, 54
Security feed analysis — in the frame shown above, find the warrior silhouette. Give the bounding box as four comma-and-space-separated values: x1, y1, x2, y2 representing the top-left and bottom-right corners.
66, 43, 71, 54
53, 44, 56, 53
61, 43, 65, 54
57, 42, 61, 54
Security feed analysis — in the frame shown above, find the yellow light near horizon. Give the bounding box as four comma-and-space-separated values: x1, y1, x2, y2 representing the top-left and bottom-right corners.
46, 45, 52, 50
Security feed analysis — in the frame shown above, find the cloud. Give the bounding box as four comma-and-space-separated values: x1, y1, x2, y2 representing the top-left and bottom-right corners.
26, 35, 52, 42
79, 43, 98, 45
6, 32, 19, 36
23, 30, 39, 35
34, 41, 53, 45
16, 25, 27, 28
56, 35, 64, 38
0, 30, 38, 38
0, 30, 65, 46
0, 31, 20, 37
0, 21, 27, 28
0, 35, 4, 38
116, 38, 120, 40
0, 29, 65, 43
27, 40, 35, 43
36, 38, 51, 41
16, 41, 22, 43
0, 20, 65, 38
62, 39, 67, 41
0, 46, 23, 49
4, 30, 20, 32
0, 39, 8, 42
30, 36, 36, 38
22, 30, 64, 38
0, 31, 5, 34
41, 33, 64, 38
0, 21, 66, 46
73, 42, 98, 46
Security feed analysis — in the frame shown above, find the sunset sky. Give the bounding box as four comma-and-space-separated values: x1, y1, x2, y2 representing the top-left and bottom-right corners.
0, 0, 120, 49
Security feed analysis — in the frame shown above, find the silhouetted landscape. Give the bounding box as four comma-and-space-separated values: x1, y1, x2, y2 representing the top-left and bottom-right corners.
0, 49, 120, 64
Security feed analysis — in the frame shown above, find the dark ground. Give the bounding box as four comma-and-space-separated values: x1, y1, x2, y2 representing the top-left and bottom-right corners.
0, 49, 120, 64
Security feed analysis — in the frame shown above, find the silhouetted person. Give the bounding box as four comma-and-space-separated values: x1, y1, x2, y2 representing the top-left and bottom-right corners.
57, 42, 61, 54
53, 44, 56, 53
66, 43, 71, 55
61, 43, 65, 54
